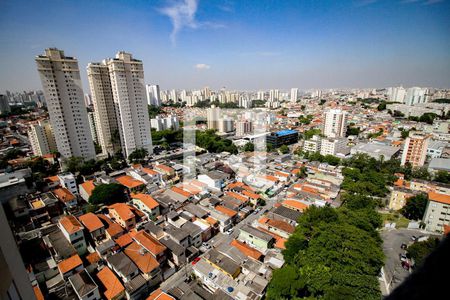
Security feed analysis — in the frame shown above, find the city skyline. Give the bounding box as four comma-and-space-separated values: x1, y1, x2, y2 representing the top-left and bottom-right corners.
1, 0, 450, 92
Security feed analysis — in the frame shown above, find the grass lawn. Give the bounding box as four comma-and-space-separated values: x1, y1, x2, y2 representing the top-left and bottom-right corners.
380, 212, 410, 228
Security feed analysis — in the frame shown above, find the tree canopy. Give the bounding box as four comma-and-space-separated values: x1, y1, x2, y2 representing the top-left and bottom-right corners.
89, 183, 128, 205
401, 193, 428, 220
267, 153, 388, 300
243, 142, 254, 152
195, 130, 238, 154
406, 238, 440, 268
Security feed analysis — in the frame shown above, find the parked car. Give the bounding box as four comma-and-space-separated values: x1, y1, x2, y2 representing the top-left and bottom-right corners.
202, 242, 211, 250
401, 260, 410, 270
401, 243, 407, 250
399, 254, 407, 262
226, 228, 234, 235
191, 257, 201, 265
411, 235, 418, 242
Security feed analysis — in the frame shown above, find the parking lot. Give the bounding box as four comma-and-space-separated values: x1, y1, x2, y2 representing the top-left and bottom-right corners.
380, 228, 431, 294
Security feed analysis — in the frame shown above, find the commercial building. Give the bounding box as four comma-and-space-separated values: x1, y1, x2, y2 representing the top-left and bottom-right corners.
266, 130, 298, 148
35, 48, 96, 159
351, 142, 400, 160
323, 109, 347, 138
28, 120, 57, 156
401, 133, 430, 167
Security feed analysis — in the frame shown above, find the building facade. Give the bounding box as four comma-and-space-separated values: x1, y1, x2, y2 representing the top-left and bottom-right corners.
401, 133, 430, 167
35, 48, 96, 159
323, 109, 347, 138
28, 120, 57, 156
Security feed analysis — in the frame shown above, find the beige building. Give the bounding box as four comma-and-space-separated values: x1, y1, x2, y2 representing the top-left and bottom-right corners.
423, 192, 450, 233
35, 48, 96, 159
105, 52, 153, 158
87, 62, 119, 155
323, 109, 347, 138
28, 120, 57, 156
401, 133, 430, 167
388, 187, 414, 211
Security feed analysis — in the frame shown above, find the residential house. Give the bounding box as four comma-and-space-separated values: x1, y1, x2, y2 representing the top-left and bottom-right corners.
96, 266, 126, 300
238, 225, 274, 253
116, 175, 145, 193
58, 254, 83, 279
131, 193, 160, 220
68, 269, 100, 300
59, 215, 87, 255
388, 187, 415, 211
107, 252, 139, 283
79, 180, 96, 202
124, 242, 162, 287
53, 187, 77, 210
203, 249, 241, 279
78, 213, 105, 242
133, 230, 167, 264
108, 203, 136, 230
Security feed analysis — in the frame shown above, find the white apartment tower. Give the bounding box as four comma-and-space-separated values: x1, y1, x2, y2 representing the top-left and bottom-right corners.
105, 52, 153, 158
35, 48, 96, 160
87, 62, 119, 155
323, 109, 347, 138
207, 105, 221, 130
146, 84, 161, 106
290, 88, 299, 103
28, 120, 57, 156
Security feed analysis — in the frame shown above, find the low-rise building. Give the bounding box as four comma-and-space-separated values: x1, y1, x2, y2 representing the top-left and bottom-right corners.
68, 269, 100, 300
59, 215, 87, 255
238, 225, 274, 253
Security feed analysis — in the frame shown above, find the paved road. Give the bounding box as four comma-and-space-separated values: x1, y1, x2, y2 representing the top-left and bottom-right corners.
160, 195, 278, 291
380, 228, 431, 295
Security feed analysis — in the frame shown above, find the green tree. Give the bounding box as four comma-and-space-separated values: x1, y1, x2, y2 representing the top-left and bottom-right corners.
377, 101, 387, 111
434, 170, 450, 184
64, 156, 84, 173
147, 105, 162, 118
243, 142, 254, 152
279, 144, 289, 154
407, 238, 440, 267
266, 265, 305, 299
401, 193, 428, 220
89, 183, 128, 205
128, 148, 149, 163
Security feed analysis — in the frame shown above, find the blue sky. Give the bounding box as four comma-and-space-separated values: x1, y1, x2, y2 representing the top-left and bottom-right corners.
0, 0, 449, 92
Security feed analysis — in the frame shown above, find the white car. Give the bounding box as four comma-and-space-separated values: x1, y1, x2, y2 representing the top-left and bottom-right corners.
226, 228, 234, 235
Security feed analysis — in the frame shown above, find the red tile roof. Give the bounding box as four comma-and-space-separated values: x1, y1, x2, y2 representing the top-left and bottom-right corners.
124, 242, 159, 274
78, 213, 103, 233
59, 215, 83, 234
132, 193, 159, 209
133, 230, 166, 256
116, 175, 145, 189
230, 240, 263, 260
109, 203, 135, 221
80, 180, 95, 197
53, 188, 76, 203
428, 192, 450, 205
96, 266, 125, 300
58, 254, 82, 274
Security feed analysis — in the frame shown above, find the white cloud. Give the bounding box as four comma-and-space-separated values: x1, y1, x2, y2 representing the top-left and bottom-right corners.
159, 0, 224, 44
195, 63, 211, 70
